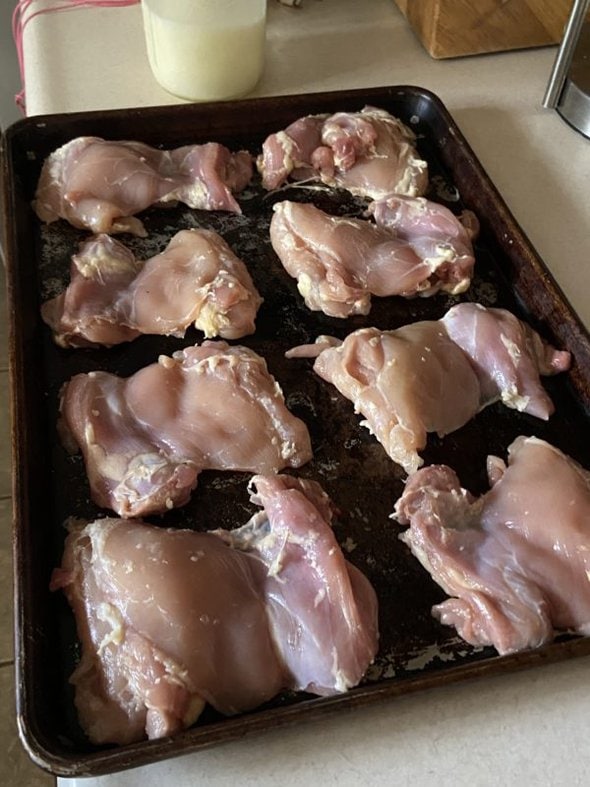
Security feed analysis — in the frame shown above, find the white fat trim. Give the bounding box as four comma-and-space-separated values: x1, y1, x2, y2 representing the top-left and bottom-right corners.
164, 181, 207, 208
96, 602, 125, 655
331, 646, 351, 693
500, 384, 530, 412
500, 333, 522, 366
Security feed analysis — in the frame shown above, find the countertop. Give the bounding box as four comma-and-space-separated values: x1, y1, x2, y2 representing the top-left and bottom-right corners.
9, 1, 590, 785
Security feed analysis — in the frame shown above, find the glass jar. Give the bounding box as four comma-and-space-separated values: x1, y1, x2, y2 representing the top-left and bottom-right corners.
141, 0, 267, 101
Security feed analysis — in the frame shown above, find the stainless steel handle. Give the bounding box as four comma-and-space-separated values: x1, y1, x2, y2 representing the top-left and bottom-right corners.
543, 0, 590, 108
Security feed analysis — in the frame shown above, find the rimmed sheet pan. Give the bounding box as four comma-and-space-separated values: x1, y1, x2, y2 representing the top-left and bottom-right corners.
3, 85, 590, 777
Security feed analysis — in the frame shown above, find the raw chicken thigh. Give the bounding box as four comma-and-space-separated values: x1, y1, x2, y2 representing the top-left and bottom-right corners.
59, 342, 313, 517
215, 475, 379, 697
394, 436, 590, 655
42, 229, 263, 347
51, 474, 379, 744
258, 106, 428, 198
33, 137, 253, 236
369, 193, 479, 274
290, 324, 481, 474
441, 302, 570, 419
270, 199, 477, 317
287, 304, 570, 474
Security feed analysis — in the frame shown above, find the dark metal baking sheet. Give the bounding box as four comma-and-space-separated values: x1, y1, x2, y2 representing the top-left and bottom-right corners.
3, 86, 590, 777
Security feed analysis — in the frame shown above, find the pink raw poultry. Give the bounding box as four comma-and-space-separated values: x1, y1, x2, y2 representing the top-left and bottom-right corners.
42, 229, 263, 347
51, 475, 379, 744
34, 137, 253, 236
394, 436, 590, 655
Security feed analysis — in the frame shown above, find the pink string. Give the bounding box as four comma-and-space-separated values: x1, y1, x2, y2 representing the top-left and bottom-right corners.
12, 0, 140, 114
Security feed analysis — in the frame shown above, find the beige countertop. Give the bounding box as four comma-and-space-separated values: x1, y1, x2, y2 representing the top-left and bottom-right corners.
11, 1, 590, 785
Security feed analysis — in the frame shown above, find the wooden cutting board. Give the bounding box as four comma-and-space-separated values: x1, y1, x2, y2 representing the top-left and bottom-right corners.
394, 0, 573, 59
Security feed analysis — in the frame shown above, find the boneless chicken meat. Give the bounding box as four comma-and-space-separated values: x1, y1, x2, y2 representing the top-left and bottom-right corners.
59, 342, 312, 517
50, 475, 379, 744
270, 198, 478, 317
287, 303, 570, 474
42, 229, 263, 347
258, 106, 428, 198
369, 193, 480, 274
33, 137, 253, 236
441, 301, 569, 419
394, 436, 590, 655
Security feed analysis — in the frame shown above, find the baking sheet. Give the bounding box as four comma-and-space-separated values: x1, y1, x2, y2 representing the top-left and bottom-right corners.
3, 86, 590, 777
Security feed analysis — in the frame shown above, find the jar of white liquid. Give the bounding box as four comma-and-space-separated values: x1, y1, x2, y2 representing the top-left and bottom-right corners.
141, 0, 267, 102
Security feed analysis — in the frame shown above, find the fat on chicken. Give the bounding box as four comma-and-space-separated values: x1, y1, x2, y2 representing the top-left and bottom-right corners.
394, 436, 590, 655
258, 106, 428, 198
270, 199, 478, 317
287, 304, 570, 474
50, 475, 379, 744
59, 342, 313, 517
33, 137, 253, 236
42, 230, 263, 347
